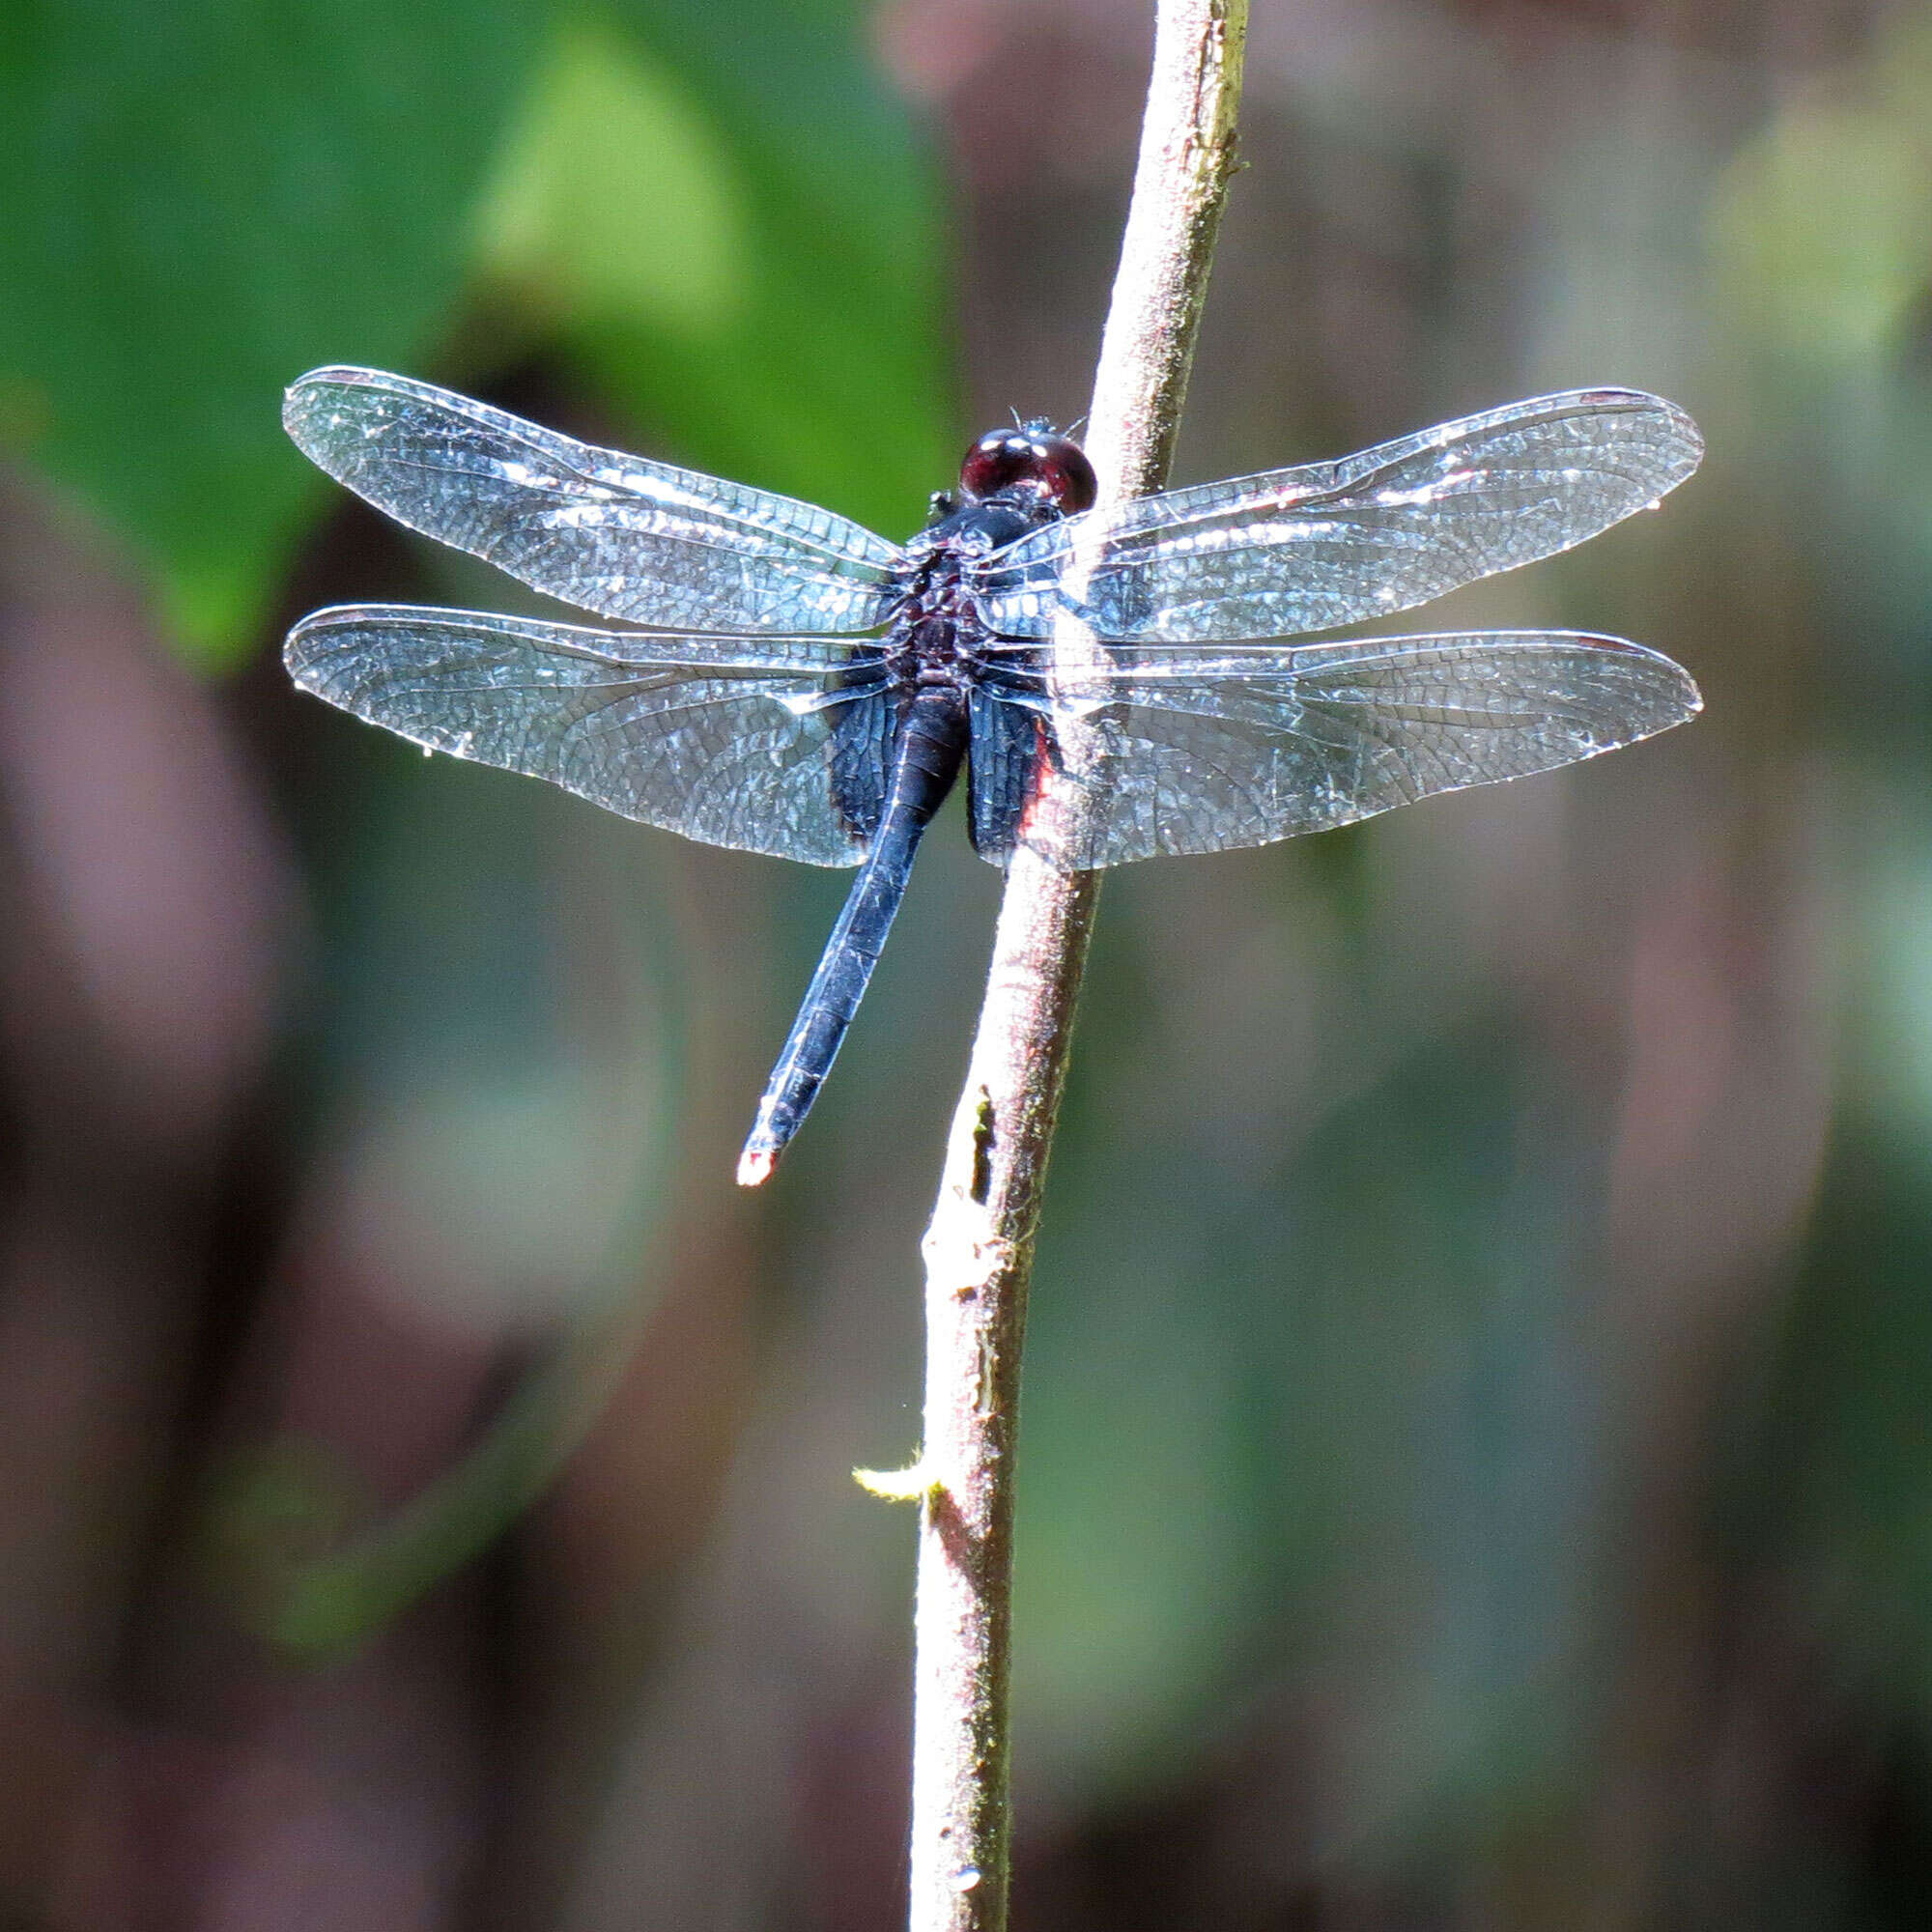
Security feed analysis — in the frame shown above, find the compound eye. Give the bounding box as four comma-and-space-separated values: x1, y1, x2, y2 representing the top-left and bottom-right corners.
959, 427, 1098, 513
960, 430, 1037, 501
1029, 434, 1097, 514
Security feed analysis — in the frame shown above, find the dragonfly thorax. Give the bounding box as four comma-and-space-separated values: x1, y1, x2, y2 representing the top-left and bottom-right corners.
892, 486, 1057, 687
888, 541, 998, 690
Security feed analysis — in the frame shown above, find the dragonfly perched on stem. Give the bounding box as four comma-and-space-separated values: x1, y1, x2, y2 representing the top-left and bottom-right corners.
283, 371, 1701, 1183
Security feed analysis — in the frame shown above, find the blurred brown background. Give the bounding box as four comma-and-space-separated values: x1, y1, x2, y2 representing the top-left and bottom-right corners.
4, 0, 1931, 1925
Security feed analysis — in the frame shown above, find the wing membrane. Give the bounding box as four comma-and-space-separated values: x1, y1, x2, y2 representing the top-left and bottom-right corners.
287, 605, 893, 866
284, 368, 902, 635
968, 632, 1700, 867
971, 390, 1702, 643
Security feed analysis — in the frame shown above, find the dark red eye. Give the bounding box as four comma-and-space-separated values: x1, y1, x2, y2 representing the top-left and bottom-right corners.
959, 425, 1097, 514
1028, 434, 1097, 513
960, 430, 1034, 501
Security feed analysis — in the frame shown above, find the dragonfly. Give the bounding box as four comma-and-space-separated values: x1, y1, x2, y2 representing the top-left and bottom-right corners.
282, 369, 1702, 1184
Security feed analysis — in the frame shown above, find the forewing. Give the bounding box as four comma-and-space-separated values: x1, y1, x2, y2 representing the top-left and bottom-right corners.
968, 633, 1700, 867
286, 605, 895, 866
284, 368, 903, 634
971, 390, 1702, 643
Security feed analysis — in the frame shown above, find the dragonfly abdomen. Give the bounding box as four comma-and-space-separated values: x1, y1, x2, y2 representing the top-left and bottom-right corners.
737, 690, 970, 1184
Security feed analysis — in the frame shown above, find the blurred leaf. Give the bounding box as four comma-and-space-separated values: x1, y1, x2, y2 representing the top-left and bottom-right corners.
0, 0, 953, 668
1015, 1229, 1261, 1796
1763, 1116, 1932, 1726
0, 0, 545, 667
1862, 804, 1932, 1145
1257, 1027, 1599, 1840
534, 0, 958, 535
1708, 14, 1932, 368
200, 1438, 375, 1638
1767, 791, 1932, 1699
238, 1289, 650, 1660
216, 754, 686, 1661
1018, 981, 1605, 1825
473, 15, 750, 335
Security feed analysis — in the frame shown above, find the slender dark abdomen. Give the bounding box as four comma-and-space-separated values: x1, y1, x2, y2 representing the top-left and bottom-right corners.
736, 689, 969, 1184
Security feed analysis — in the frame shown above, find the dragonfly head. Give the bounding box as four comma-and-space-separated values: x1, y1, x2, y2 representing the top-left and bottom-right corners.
959, 420, 1096, 516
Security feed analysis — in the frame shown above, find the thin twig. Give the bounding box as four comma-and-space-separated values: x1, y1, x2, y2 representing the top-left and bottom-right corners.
900, 6, 1247, 1927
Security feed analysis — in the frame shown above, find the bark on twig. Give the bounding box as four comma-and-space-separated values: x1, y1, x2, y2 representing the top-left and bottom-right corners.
902, 6, 1247, 1927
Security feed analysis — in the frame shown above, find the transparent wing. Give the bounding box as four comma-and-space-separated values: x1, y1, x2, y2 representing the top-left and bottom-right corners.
967, 632, 1700, 867
970, 390, 1702, 643
287, 605, 895, 866
284, 368, 903, 635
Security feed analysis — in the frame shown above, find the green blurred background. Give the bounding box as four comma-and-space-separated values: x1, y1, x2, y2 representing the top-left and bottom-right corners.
3, 0, 1931, 1925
